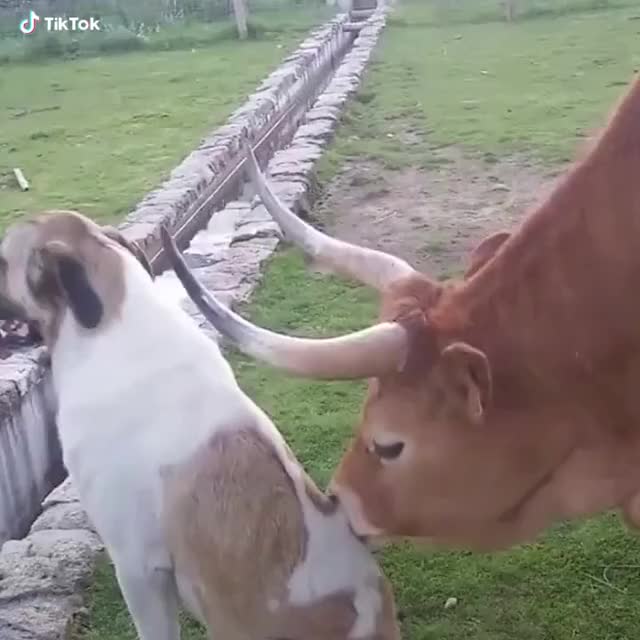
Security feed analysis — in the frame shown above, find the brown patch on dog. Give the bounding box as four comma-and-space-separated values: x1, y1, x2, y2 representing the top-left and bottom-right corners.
269, 589, 358, 640
163, 426, 400, 640
163, 426, 308, 636
271, 572, 400, 640
269, 573, 400, 640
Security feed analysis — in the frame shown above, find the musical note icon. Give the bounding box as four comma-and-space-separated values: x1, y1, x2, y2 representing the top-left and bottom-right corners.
19, 10, 40, 35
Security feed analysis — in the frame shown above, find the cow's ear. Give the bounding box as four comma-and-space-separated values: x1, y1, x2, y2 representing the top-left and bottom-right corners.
439, 342, 492, 424
465, 231, 510, 278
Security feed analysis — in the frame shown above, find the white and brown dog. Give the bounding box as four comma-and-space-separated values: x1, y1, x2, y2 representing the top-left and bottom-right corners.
0, 210, 401, 640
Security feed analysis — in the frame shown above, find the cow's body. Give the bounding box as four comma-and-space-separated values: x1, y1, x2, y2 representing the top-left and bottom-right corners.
161, 74, 640, 551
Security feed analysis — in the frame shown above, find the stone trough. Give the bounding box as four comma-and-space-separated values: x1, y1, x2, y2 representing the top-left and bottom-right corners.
0, 4, 390, 637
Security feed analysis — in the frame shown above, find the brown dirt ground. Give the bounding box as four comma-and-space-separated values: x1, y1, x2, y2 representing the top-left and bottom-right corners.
315, 147, 565, 278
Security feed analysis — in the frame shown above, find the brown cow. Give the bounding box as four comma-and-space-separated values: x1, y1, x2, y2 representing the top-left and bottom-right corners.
161, 73, 640, 552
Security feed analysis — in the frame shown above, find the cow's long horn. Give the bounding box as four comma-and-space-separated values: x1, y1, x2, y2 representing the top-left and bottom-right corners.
160, 227, 409, 380
245, 147, 416, 292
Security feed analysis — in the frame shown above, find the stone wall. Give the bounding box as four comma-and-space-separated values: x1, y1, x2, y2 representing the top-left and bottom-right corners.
118, 14, 354, 262
0, 5, 389, 638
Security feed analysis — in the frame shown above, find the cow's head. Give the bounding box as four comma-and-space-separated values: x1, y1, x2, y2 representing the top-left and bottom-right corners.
0, 210, 153, 347
160, 150, 564, 551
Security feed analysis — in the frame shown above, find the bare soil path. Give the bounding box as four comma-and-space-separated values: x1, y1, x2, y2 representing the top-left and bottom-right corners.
316, 147, 564, 277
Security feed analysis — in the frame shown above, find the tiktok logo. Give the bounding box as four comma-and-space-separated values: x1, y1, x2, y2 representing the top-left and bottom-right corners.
19, 10, 40, 35
18, 11, 101, 35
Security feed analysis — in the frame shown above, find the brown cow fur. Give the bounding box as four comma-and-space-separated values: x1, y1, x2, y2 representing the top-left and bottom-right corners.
464, 231, 511, 278
329, 73, 640, 550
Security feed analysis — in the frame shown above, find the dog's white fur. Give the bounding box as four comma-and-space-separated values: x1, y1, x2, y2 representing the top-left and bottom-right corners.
0, 212, 399, 640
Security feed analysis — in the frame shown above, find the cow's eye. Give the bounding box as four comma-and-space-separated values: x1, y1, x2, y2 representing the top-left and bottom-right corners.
372, 440, 405, 461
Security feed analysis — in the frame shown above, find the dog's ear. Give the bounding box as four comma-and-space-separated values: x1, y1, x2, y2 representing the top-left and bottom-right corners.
101, 226, 154, 279
41, 240, 103, 329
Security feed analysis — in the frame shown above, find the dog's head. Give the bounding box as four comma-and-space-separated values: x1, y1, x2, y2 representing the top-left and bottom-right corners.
0, 210, 153, 346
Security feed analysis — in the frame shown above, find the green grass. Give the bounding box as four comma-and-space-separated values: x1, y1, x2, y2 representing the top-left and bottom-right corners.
318, 0, 640, 178
75, 556, 206, 640
404, 0, 638, 26
0, 10, 327, 231
71, 1, 640, 639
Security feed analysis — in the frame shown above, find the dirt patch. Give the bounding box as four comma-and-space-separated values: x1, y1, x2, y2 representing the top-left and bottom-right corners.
315, 147, 564, 278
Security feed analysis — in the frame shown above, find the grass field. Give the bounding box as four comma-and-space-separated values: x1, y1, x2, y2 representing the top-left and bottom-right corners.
0, 7, 330, 232
54, 0, 640, 639
319, 0, 640, 176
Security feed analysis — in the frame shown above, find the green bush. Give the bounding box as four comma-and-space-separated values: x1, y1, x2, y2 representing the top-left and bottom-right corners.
96, 26, 146, 53
23, 32, 66, 61
0, 0, 334, 64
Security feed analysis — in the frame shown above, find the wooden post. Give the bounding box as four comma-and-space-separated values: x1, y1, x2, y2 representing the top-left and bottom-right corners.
504, 0, 515, 22
231, 0, 248, 40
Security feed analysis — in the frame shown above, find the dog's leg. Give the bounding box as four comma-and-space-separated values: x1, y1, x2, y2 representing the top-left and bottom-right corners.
113, 563, 181, 640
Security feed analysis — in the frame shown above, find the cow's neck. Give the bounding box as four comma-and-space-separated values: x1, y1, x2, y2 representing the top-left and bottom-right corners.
436, 73, 640, 388
430, 74, 640, 527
